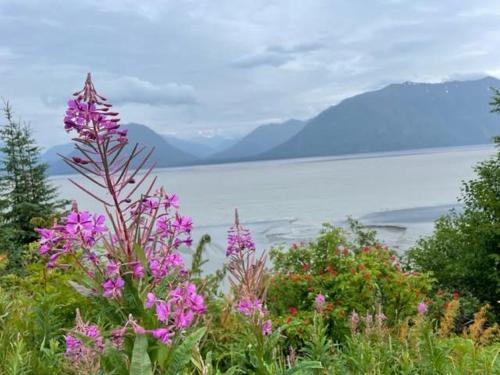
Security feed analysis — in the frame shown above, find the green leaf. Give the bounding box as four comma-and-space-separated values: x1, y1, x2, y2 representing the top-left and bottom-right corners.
164, 327, 207, 374
285, 361, 323, 375
130, 334, 152, 375
133, 243, 149, 273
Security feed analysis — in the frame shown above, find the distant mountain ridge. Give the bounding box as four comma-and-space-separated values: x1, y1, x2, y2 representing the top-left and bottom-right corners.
208, 119, 305, 162
258, 76, 500, 160
43, 76, 500, 174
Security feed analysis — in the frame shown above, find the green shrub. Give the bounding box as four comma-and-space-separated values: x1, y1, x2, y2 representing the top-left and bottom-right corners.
268, 223, 433, 340
408, 151, 500, 317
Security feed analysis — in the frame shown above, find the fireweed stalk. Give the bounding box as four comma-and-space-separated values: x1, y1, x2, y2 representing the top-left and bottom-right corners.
227, 210, 272, 336
36, 74, 205, 369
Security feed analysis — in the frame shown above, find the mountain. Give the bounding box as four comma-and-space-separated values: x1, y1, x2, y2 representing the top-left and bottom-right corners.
209, 119, 305, 161
259, 77, 500, 160
46, 123, 198, 175
190, 135, 239, 152
162, 136, 216, 158
41, 143, 75, 164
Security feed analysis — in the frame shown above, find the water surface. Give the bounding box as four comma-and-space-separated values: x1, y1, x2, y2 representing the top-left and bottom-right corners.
52, 144, 496, 271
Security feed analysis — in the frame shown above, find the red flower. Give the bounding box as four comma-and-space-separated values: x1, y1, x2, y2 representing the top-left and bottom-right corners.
302, 263, 310, 272
286, 316, 292, 323
289, 306, 298, 315
453, 291, 459, 300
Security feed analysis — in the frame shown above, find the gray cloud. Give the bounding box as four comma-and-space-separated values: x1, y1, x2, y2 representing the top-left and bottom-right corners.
1, 0, 500, 146
232, 42, 324, 68
101, 76, 197, 106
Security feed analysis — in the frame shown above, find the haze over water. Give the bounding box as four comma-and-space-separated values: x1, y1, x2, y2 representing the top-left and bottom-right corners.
52, 144, 496, 271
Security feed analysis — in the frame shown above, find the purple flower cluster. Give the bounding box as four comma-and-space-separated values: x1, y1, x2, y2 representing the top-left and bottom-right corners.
236, 296, 264, 317
64, 74, 127, 144
65, 310, 104, 371
314, 293, 326, 313
227, 213, 271, 336
226, 210, 255, 256
143, 282, 205, 344
36, 74, 206, 361
235, 296, 272, 336
36, 209, 107, 268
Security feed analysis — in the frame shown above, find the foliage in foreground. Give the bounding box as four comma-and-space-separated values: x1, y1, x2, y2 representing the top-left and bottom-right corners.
408, 141, 499, 315
0, 101, 65, 274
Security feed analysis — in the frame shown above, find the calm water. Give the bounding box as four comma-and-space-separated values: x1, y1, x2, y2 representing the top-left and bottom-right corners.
52, 144, 496, 271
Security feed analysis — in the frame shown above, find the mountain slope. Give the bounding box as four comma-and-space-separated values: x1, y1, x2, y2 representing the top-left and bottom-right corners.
259, 77, 500, 160
162, 136, 216, 158
47, 123, 198, 175
209, 119, 305, 161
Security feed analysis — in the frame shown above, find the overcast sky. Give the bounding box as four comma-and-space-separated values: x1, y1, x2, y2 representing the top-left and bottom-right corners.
1, 0, 500, 147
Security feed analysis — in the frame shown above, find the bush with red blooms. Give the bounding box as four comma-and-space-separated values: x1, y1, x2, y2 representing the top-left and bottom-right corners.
268, 223, 432, 339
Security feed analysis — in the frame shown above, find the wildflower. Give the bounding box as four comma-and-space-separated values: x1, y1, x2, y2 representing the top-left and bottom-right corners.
151, 328, 173, 345
262, 319, 272, 336
172, 214, 192, 233
43, 74, 207, 351
145, 292, 157, 309
130, 261, 144, 279
164, 193, 179, 209
65, 211, 93, 235
417, 302, 428, 315
110, 327, 126, 349
36, 228, 57, 255
65, 310, 104, 370
314, 294, 326, 312
173, 308, 194, 328
364, 313, 373, 335
350, 310, 360, 335
155, 301, 172, 323
102, 277, 124, 299
106, 261, 120, 276
289, 306, 298, 315
237, 297, 263, 317
226, 210, 255, 256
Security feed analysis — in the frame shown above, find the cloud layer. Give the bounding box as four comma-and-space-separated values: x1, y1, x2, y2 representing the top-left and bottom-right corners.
1, 0, 500, 146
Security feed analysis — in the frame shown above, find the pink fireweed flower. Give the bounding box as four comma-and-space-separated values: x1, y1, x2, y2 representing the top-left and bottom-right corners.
65, 211, 93, 235
102, 277, 124, 299
350, 310, 360, 335
363, 313, 373, 335
130, 261, 144, 279
262, 319, 272, 336
226, 210, 255, 256
151, 328, 173, 345
106, 261, 120, 276
155, 301, 170, 323
141, 197, 160, 213
145, 292, 157, 309
36, 228, 57, 255
40, 74, 209, 349
164, 193, 179, 209
65, 310, 104, 368
172, 214, 192, 233
173, 307, 194, 329
236, 297, 263, 317
110, 327, 126, 349
417, 302, 428, 315
315, 293, 326, 312
375, 311, 386, 329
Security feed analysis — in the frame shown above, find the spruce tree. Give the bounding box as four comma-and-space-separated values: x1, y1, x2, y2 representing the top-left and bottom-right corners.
0, 101, 63, 249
